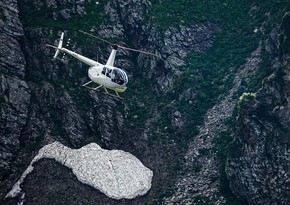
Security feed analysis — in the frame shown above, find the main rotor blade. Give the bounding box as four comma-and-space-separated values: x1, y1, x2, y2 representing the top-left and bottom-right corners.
79, 30, 159, 57
117, 45, 159, 57
79, 30, 114, 46
46, 44, 58, 49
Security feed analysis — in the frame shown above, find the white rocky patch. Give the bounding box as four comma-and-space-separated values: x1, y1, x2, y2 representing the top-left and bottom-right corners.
6, 141, 153, 200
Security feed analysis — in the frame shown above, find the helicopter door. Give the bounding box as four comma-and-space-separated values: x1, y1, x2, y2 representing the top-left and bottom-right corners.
102, 67, 112, 77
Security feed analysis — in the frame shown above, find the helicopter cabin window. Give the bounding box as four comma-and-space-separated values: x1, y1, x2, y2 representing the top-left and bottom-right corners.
111, 68, 128, 85
102, 67, 112, 77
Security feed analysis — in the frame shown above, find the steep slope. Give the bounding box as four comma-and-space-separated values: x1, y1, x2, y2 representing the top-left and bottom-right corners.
0, 0, 31, 198
164, 41, 264, 205
1, 0, 290, 205
226, 10, 290, 205
160, 1, 290, 204
1, 0, 219, 204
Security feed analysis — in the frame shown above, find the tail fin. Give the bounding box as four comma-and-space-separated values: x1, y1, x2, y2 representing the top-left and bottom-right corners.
53, 32, 64, 59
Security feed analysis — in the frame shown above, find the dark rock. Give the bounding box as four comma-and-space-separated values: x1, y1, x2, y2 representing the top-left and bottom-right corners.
226, 11, 290, 204
2, 0, 290, 205
0, 75, 30, 189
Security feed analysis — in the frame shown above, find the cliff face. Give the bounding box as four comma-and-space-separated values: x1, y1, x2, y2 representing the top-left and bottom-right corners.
0, 0, 219, 204
226, 11, 290, 205
0, 0, 31, 193
1, 0, 290, 205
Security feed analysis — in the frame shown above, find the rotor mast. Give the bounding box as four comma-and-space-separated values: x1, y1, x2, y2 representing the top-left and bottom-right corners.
106, 44, 118, 67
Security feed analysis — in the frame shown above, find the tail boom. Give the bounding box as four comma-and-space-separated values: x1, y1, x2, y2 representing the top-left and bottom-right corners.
47, 32, 101, 67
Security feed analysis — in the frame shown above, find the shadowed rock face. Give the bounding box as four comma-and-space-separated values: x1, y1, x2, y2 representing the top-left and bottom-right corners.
2, 0, 290, 204
0, 0, 25, 77
226, 12, 290, 205
0, 0, 31, 194
0, 0, 219, 204
226, 83, 290, 205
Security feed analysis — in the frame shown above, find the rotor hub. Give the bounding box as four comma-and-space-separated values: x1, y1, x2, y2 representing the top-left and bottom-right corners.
112, 44, 118, 50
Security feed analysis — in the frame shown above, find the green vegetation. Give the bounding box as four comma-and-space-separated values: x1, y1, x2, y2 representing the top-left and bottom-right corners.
18, 0, 108, 31
150, 0, 288, 29
238, 92, 256, 109
19, 0, 290, 204
148, 1, 289, 203
150, 0, 289, 96
148, 0, 289, 135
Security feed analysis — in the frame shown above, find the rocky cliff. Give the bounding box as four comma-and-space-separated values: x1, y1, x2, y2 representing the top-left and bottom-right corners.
226, 11, 290, 205
1, 0, 290, 205
0, 0, 218, 204
0, 0, 31, 197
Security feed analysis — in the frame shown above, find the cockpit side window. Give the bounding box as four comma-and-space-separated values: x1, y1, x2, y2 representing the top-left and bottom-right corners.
102, 67, 112, 77
102, 67, 106, 75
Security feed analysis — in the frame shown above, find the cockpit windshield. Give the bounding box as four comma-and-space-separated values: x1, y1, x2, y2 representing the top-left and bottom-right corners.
111, 68, 128, 85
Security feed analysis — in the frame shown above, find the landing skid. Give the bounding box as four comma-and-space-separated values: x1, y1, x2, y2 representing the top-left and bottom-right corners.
105, 92, 124, 100
81, 81, 102, 91
103, 87, 123, 100
81, 81, 123, 100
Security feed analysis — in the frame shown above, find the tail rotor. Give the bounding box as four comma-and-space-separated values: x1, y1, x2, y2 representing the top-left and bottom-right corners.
53, 32, 64, 59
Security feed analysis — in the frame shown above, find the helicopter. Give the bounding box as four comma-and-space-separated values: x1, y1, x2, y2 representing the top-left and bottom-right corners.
47, 31, 158, 99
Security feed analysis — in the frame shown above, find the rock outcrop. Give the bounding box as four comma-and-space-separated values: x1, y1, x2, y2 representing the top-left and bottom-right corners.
1, 0, 290, 205
226, 11, 290, 205
0, 0, 25, 77
0, 0, 31, 191
164, 35, 264, 205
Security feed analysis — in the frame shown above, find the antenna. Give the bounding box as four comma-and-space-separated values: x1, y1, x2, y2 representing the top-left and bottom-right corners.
79, 30, 159, 57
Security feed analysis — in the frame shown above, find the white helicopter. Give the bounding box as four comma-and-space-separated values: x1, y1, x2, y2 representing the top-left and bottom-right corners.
47, 31, 158, 99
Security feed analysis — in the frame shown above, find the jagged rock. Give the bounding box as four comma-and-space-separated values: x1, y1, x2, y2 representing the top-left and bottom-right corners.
0, 33, 26, 78
0, 1, 30, 199
0, 75, 31, 180
6, 141, 153, 200
226, 14, 290, 204
163, 23, 220, 56
226, 100, 290, 205
157, 23, 220, 92
0, 0, 221, 204
58, 91, 86, 145
99, 0, 221, 93
101, 0, 152, 37
179, 87, 198, 103
171, 110, 185, 132
164, 36, 264, 205
0, 0, 25, 78
0, 0, 24, 37
2, 0, 290, 205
